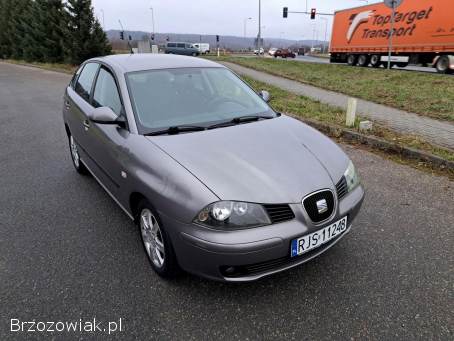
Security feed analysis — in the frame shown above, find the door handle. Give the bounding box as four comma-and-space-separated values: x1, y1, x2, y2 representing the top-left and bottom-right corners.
83, 120, 90, 130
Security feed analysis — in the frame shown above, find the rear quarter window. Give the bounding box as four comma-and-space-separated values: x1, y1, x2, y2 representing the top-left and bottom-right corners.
75, 63, 99, 102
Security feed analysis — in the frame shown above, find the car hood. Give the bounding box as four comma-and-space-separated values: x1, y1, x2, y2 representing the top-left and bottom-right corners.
147, 115, 349, 204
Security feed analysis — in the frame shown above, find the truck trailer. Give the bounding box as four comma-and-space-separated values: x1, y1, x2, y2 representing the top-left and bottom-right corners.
329, 0, 454, 73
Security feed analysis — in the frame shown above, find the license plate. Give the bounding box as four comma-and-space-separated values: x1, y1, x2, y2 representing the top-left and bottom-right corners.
291, 216, 348, 257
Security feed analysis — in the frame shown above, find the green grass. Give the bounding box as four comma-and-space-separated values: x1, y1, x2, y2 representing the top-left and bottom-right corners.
243, 75, 454, 163
216, 56, 454, 122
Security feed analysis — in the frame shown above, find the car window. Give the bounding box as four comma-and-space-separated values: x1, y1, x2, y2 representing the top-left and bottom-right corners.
177, 43, 185, 48
92, 67, 122, 116
75, 63, 99, 102
126, 68, 274, 133
168, 43, 176, 47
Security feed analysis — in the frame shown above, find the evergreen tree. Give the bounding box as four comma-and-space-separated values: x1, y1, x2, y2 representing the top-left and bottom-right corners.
65, 0, 111, 64
0, 0, 12, 58
39, 0, 66, 62
21, 0, 46, 62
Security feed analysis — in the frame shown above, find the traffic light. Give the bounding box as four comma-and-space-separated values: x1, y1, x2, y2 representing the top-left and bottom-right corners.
128, 35, 132, 41
310, 8, 316, 19
283, 7, 288, 18
216, 35, 220, 42
166, 36, 169, 41
120, 31, 124, 40
151, 33, 155, 41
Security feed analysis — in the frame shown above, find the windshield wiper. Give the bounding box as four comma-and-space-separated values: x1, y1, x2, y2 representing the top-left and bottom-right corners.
144, 125, 206, 136
207, 115, 274, 129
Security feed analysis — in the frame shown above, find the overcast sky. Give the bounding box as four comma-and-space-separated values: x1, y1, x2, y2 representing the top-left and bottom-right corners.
92, 0, 382, 41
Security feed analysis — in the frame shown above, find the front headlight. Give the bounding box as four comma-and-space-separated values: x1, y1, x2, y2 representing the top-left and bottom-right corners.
344, 160, 360, 192
194, 201, 271, 229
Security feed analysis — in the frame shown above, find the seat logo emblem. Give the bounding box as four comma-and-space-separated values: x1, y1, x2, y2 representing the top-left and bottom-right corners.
316, 199, 328, 214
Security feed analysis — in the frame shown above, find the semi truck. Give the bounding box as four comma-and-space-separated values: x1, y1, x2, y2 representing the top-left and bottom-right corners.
329, 0, 454, 73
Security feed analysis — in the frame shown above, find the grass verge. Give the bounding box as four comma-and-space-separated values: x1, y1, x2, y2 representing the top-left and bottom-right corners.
243, 75, 454, 178
214, 56, 454, 122
3, 59, 77, 74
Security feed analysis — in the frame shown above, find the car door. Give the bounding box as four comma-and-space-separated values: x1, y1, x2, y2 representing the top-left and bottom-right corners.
65, 62, 100, 167
86, 65, 129, 198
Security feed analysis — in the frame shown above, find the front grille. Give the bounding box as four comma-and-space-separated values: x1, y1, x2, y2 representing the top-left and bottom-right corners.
263, 204, 295, 224
303, 190, 335, 223
336, 176, 348, 200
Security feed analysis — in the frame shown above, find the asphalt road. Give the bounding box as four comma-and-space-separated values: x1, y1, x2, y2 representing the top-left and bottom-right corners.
0, 62, 453, 340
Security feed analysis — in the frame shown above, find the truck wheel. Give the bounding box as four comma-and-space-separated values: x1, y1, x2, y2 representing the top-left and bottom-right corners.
347, 54, 357, 66
370, 55, 381, 68
357, 54, 369, 67
396, 62, 409, 68
435, 56, 452, 74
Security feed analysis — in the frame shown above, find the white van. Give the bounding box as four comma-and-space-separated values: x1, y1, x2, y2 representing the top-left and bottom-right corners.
193, 43, 210, 54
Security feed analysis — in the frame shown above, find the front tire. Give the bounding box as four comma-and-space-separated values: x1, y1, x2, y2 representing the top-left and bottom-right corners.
137, 200, 180, 278
69, 134, 88, 175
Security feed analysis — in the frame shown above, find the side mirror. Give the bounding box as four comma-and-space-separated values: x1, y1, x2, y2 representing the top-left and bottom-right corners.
259, 90, 271, 103
89, 106, 126, 128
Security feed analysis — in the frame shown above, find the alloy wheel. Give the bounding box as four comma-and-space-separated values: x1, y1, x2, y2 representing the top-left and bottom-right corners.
140, 208, 165, 268
70, 135, 80, 168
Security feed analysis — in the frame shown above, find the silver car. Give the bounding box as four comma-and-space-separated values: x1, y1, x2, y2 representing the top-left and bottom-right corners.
63, 54, 364, 282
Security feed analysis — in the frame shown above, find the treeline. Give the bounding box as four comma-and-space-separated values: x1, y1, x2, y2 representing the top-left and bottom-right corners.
0, 0, 111, 65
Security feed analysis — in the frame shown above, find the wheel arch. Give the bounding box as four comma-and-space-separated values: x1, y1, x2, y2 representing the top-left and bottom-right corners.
129, 192, 148, 221
64, 123, 71, 138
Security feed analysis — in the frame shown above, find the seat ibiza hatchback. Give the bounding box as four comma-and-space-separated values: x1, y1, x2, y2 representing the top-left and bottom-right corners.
63, 54, 364, 282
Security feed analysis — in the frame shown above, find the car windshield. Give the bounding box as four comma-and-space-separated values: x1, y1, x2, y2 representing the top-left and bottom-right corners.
126, 67, 275, 134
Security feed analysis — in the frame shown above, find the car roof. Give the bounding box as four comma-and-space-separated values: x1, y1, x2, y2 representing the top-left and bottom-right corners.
92, 54, 224, 73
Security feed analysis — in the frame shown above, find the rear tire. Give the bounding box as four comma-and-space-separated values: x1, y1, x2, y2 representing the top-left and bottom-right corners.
68, 134, 89, 175
396, 62, 409, 68
370, 54, 381, 68
357, 54, 370, 67
137, 199, 180, 279
347, 54, 357, 66
435, 56, 452, 74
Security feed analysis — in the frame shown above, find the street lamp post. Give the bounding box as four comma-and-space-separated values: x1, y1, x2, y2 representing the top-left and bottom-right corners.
149, 6, 155, 37
244, 17, 252, 38
258, 0, 262, 56
100, 9, 105, 28
320, 17, 328, 54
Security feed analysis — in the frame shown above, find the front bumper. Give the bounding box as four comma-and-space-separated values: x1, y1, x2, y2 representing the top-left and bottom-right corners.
161, 185, 365, 282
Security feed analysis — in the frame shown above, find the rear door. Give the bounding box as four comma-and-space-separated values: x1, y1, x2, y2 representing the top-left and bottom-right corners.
65, 62, 100, 163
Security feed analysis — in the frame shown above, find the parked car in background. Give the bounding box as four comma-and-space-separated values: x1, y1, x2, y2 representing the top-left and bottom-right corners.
193, 43, 210, 54
165, 42, 200, 56
254, 48, 264, 55
268, 48, 277, 56
274, 49, 296, 58
297, 48, 306, 56
63, 54, 364, 282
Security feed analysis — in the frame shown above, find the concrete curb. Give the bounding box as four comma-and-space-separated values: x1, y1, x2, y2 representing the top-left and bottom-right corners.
288, 114, 454, 172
